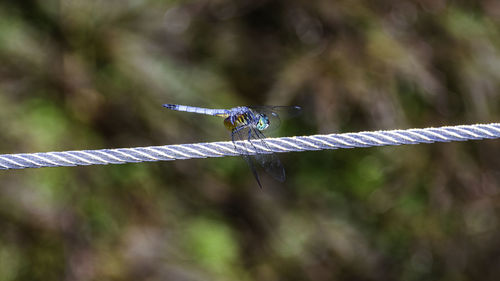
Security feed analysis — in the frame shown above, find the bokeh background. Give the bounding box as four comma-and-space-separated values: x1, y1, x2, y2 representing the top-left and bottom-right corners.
0, 0, 500, 280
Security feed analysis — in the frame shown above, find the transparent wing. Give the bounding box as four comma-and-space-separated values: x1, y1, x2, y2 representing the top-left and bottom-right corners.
250, 127, 285, 182
232, 126, 263, 188
231, 124, 285, 188
248, 106, 302, 131
249, 105, 302, 118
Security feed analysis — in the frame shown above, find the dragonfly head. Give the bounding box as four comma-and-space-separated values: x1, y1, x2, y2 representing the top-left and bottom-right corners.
256, 114, 270, 130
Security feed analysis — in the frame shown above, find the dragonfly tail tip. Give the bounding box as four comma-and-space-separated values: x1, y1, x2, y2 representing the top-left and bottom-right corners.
163, 104, 177, 109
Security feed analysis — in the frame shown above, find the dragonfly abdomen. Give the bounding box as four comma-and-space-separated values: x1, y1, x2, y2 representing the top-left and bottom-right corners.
162, 104, 228, 116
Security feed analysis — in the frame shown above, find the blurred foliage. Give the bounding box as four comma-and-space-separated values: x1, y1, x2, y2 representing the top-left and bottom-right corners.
0, 0, 500, 280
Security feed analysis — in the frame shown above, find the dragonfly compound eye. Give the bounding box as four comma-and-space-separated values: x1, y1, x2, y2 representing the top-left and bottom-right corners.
257, 115, 270, 130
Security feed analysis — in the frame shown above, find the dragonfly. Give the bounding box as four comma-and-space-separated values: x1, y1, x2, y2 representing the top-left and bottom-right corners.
163, 104, 302, 188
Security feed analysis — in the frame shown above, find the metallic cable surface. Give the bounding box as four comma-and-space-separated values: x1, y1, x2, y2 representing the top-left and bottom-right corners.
0, 123, 498, 170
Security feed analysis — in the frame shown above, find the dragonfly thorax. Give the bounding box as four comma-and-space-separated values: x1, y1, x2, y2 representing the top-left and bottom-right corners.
223, 113, 270, 131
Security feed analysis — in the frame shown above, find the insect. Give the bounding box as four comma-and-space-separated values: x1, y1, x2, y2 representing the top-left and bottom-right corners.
163, 104, 301, 187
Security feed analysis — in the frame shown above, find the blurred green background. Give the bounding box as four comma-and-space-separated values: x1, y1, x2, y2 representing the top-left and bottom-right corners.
0, 0, 500, 280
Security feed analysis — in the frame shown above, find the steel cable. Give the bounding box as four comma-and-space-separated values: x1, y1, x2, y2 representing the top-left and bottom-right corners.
0, 123, 498, 170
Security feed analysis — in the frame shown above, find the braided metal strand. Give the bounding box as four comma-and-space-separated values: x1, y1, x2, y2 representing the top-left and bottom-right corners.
0, 123, 498, 170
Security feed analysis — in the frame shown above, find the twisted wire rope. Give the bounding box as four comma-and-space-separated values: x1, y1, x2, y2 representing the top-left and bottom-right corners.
0, 123, 498, 170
